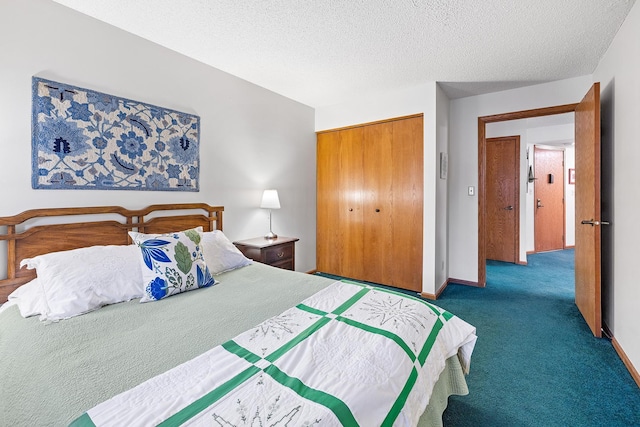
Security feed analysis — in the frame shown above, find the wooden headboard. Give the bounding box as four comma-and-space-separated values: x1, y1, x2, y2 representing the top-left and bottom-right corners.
0, 203, 224, 303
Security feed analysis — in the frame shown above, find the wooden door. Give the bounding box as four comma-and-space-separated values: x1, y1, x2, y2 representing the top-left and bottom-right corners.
362, 122, 394, 285
390, 116, 423, 291
336, 127, 365, 280
575, 83, 602, 338
317, 131, 341, 275
485, 136, 519, 263
534, 147, 565, 252
316, 128, 364, 279
359, 116, 423, 291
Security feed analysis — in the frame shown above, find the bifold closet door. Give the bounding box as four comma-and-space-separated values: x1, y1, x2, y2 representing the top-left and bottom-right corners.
316, 130, 338, 275
317, 115, 423, 292
316, 127, 365, 280
390, 117, 423, 292
361, 116, 423, 291
361, 122, 394, 285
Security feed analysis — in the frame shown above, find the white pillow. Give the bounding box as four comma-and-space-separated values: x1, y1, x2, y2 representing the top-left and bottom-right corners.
6, 278, 47, 319
129, 228, 217, 302
20, 245, 143, 321
201, 230, 252, 275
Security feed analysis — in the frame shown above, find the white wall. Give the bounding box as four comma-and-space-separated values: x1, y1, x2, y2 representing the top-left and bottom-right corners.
315, 83, 440, 295
592, 0, 640, 376
0, 0, 317, 277
486, 120, 575, 260
448, 75, 592, 283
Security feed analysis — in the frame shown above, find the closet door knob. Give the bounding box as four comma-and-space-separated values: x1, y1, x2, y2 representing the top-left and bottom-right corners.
349, 208, 353, 211
375, 209, 380, 212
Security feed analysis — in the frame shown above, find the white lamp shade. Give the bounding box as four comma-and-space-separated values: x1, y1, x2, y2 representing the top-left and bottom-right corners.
260, 189, 280, 209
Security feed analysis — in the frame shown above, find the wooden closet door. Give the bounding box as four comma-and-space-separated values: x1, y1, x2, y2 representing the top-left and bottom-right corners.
338, 128, 365, 280
316, 127, 364, 279
362, 122, 394, 284
391, 116, 423, 291
316, 131, 341, 274
317, 115, 423, 292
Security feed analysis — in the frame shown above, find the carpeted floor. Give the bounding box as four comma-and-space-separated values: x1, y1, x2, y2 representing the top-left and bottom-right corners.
318, 249, 640, 426
436, 249, 640, 426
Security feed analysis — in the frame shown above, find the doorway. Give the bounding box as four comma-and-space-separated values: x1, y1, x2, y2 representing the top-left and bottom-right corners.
477, 83, 603, 338
483, 112, 575, 265
478, 103, 577, 286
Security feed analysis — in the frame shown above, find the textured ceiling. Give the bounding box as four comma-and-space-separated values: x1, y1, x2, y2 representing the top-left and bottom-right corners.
52, 0, 635, 107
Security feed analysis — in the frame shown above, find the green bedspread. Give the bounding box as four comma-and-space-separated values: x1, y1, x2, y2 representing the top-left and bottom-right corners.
0, 263, 470, 426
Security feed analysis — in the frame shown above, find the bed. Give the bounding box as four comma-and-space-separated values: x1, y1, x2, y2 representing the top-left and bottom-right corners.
0, 203, 476, 427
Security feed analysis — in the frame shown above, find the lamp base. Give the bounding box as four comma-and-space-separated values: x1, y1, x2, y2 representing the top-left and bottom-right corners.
264, 231, 278, 240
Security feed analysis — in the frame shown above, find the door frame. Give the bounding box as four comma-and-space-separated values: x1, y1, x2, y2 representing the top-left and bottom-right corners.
477, 104, 578, 286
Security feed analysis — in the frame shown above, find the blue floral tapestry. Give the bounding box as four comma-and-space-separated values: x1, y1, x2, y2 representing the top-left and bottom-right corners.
32, 77, 200, 191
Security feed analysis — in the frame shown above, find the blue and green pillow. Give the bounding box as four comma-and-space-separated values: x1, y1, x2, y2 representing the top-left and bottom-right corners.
129, 227, 217, 302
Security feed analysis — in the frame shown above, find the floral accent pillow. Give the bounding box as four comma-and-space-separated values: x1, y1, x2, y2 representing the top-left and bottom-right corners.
129, 228, 217, 302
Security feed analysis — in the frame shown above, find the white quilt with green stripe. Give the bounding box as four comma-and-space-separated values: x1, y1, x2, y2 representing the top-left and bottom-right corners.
71, 281, 476, 427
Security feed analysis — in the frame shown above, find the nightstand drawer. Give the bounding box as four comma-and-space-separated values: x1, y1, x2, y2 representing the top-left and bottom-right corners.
232, 236, 299, 271
271, 258, 294, 270
264, 244, 293, 264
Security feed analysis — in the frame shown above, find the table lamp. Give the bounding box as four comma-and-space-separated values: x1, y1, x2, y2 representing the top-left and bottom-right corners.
260, 189, 280, 239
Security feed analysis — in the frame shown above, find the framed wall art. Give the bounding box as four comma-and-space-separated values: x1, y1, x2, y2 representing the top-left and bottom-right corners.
32, 77, 200, 191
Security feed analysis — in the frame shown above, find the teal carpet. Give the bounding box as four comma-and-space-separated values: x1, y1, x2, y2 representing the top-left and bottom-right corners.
318, 250, 640, 426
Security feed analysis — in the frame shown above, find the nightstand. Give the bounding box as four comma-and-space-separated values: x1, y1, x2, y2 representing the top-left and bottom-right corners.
233, 236, 299, 270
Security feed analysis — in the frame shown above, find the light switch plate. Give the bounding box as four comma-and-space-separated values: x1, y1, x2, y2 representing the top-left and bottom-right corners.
468, 186, 475, 196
